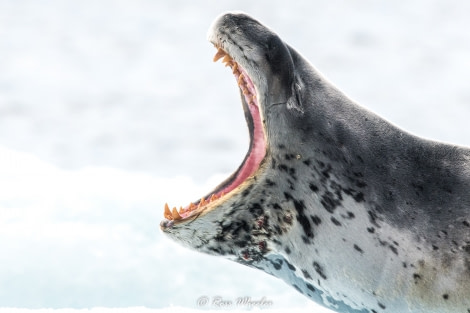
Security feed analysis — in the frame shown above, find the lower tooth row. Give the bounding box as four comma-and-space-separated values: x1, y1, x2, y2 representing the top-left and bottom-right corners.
163, 192, 225, 220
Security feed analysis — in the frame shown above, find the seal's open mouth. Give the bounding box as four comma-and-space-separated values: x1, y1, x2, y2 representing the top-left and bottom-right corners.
162, 46, 267, 223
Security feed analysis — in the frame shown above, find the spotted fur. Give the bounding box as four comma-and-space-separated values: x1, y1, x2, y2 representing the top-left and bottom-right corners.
161, 12, 470, 313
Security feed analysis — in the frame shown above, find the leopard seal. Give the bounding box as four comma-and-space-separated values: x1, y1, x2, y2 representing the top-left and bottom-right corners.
160, 12, 470, 313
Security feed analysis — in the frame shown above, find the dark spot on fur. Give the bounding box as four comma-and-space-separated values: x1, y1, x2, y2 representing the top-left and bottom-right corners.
278, 164, 288, 172
331, 217, 341, 226
313, 261, 327, 280
378, 239, 388, 247
367, 227, 375, 233
271, 258, 283, 270
265, 179, 276, 187
284, 153, 295, 161
292, 284, 303, 294
303, 159, 312, 167
356, 181, 367, 188
294, 200, 314, 238
378, 302, 386, 309
321, 164, 332, 179
443, 294, 449, 300
371, 310, 377, 313
286, 260, 296, 271
353, 192, 365, 202
306, 283, 316, 292
289, 167, 296, 175
285, 246, 291, 254
272, 203, 282, 210
302, 235, 312, 244
463, 220, 470, 227
242, 188, 251, 197
310, 215, 322, 226
309, 183, 319, 192
248, 203, 263, 217
413, 273, 421, 284
321, 191, 341, 213
354, 244, 364, 254
284, 192, 293, 200
368, 210, 381, 227
302, 269, 312, 279
432, 245, 439, 251
389, 245, 398, 255
344, 211, 355, 219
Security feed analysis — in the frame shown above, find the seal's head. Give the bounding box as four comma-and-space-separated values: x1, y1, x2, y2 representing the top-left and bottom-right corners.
160, 12, 306, 262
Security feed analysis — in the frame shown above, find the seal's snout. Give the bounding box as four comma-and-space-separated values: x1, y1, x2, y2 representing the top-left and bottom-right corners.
159, 219, 173, 231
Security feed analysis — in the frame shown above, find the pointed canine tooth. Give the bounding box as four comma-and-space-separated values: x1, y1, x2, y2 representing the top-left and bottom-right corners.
213, 48, 226, 62
179, 206, 185, 214
189, 202, 196, 211
222, 55, 232, 63
210, 194, 217, 202
232, 63, 238, 72
199, 197, 206, 207
164, 203, 173, 220
172, 207, 182, 220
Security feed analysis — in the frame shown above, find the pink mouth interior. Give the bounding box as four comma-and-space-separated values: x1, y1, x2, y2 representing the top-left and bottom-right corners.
164, 51, 267, 222
217, 66, 266, 196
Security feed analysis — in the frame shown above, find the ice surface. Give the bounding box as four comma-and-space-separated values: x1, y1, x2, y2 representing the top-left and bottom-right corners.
0, 0, 469, 311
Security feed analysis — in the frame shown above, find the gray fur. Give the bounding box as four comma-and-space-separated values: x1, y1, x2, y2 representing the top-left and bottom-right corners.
161, 12, 470, 313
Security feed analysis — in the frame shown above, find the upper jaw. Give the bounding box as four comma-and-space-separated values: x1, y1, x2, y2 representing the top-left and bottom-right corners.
207, 12, 299, 116
207, 12, 266, 101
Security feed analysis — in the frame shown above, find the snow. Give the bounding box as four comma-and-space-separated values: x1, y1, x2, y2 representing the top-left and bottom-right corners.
0, 0, 469, 312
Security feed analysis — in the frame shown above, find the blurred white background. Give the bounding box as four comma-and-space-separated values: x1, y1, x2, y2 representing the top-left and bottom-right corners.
0, 0, 469, 311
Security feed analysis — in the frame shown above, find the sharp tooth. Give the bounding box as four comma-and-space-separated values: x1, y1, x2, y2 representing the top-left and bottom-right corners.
213, 48, 226, 62
199, 197, 206, 207
189, 202, 196, 211
164, 203, 173, 220
172, 207, 182, 220
179, 206, 185, 214
232, 63, 238, 72
222, 55, 232, 64
210, 194, 217, 202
